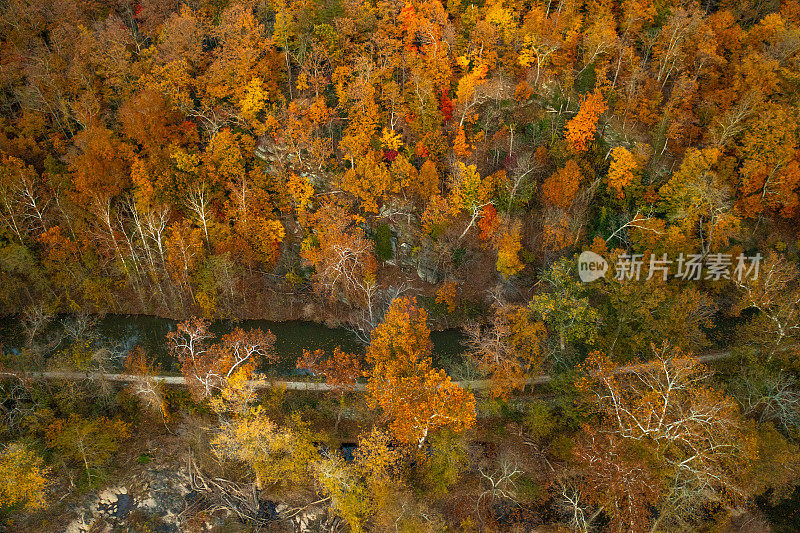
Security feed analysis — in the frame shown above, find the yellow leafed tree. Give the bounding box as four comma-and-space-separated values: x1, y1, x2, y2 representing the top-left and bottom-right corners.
212, 406, 318, 489
0, 443, 50, 510
496, 223, 525, 278
607, 146, 638, 199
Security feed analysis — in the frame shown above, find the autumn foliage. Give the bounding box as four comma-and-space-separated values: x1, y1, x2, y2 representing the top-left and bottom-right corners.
0, 0, 799, 528
0, 443, 50, 510
606, 146, 638, 199
576, 345, 757, 530
565, 90, 606, 153
168, 318, 276, 399
366, 298, 476, 446
542, 160, 582, 209
465, 302, 547, 398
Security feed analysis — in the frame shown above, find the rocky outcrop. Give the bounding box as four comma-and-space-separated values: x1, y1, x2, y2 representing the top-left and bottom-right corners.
61, 466, 340, 533
65, 468, 192, 533
417, 249, 440, 284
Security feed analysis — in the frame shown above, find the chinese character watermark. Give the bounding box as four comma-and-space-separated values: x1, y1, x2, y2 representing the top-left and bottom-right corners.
578, 252, 761, 283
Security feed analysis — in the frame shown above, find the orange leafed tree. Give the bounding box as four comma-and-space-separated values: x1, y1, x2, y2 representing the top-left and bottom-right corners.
301, 204, 378, 310
565, 89, 606, 152
435, 280, 459, 313
572, 427, 662, 533
168, 318, 277, 399
414, 160, 440, 200
366, 297, 476, 447
542, 160, 582, 209
464, 303, 547, 399
540, 209, 576, 251
738, 103, 800, 218
68, 121, 131, 208
453, 125, 471, 158
298, 347, 363, 392
298, 346, 363, 430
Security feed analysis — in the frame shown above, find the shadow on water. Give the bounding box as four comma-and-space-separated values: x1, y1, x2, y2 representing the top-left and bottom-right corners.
0, 314, 467, 376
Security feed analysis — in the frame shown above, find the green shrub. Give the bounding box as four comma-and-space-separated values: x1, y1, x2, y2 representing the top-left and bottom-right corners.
374, 224, 393, 261
522, 400, 555, 442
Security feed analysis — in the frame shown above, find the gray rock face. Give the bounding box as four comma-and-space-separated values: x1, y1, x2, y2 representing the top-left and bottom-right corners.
293, 501, 337, 532
61, 466, 337, 532
94, 488, 133, 520
64, 469, 191, 533
417, 250, 440, 284
66, 486, 132, 533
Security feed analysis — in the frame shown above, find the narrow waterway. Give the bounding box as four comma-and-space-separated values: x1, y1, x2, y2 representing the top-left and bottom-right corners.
0, 314, 468, 376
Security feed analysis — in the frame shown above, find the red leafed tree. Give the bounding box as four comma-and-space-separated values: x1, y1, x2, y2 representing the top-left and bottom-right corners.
439, 87, 454, 121
477, 204, 499, 242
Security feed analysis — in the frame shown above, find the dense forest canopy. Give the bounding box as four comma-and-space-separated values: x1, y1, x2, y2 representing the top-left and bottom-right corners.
0, 0, 797, 322
0, 0, 800, 530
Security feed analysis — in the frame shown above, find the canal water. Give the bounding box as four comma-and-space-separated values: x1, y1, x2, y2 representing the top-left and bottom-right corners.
0, 314, 467, 376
